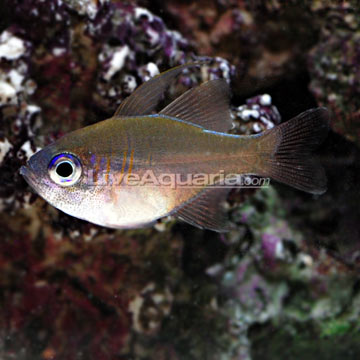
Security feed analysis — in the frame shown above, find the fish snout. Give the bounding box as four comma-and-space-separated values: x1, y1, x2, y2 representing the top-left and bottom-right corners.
19, 162, 38, 186
19, 165, 29, 176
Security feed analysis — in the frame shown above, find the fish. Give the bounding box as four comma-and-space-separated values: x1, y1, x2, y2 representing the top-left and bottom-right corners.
20, 63, 330, 232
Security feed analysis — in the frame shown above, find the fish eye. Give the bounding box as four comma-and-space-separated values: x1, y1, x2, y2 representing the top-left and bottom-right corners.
48, 154, 82, 186
56, 161, 74, 177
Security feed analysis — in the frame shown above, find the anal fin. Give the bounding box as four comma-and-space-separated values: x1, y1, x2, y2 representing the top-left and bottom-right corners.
173, 187, 232, 232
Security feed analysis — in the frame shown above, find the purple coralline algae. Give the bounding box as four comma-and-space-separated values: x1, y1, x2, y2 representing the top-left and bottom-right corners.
231, 93, 281, 135
211, 187, 359, 359
307, 1, 360, 145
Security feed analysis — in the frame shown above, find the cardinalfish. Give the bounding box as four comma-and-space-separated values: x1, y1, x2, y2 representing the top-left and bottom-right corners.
20, 63, 329, 232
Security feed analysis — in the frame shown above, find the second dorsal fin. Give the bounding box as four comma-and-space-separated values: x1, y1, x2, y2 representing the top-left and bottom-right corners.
159, 79, 233, 132
114, 62, 206, 117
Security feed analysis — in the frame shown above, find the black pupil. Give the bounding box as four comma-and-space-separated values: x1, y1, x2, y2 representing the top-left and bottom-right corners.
56, 162, 73, 178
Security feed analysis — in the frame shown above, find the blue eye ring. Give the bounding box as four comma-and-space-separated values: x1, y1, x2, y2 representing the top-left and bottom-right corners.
48, 153, 82, 186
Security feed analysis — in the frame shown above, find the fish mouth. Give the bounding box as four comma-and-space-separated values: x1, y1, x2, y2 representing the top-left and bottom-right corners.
19, 165, 29, 177
19, 165, 38, 189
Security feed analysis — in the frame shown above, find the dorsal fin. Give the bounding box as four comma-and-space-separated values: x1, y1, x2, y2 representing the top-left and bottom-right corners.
174, 187, 233, 232
159, 79, 233, 132
114, 62, 207, 117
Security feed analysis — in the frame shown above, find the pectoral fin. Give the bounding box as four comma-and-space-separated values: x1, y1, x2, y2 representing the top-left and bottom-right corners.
114, 62, 207, 117
174, 187, 233, 232
160, 79, 233, 132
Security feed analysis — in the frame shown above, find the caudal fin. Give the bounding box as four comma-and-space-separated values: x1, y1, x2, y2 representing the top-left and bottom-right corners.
254, 107, 330, 194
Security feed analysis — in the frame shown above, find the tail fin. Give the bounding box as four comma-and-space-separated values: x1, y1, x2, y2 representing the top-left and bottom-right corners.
254, 107, 330, 194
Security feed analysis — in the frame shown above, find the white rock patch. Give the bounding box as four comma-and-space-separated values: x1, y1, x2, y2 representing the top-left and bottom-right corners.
239, 109, 260, 121
134, 7, 154, 22
64, 0, 109, 19
0, 31, 26, 60
103, 45, 129, 81
0, 81, 16, 105
122, 75, 137, 93
53, 47, 66, 56
259, 94, 272, 106
138, 62, 159, 81
0, 138, 12, 163
20, 140, 37, 160
8, 69, 25, 91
